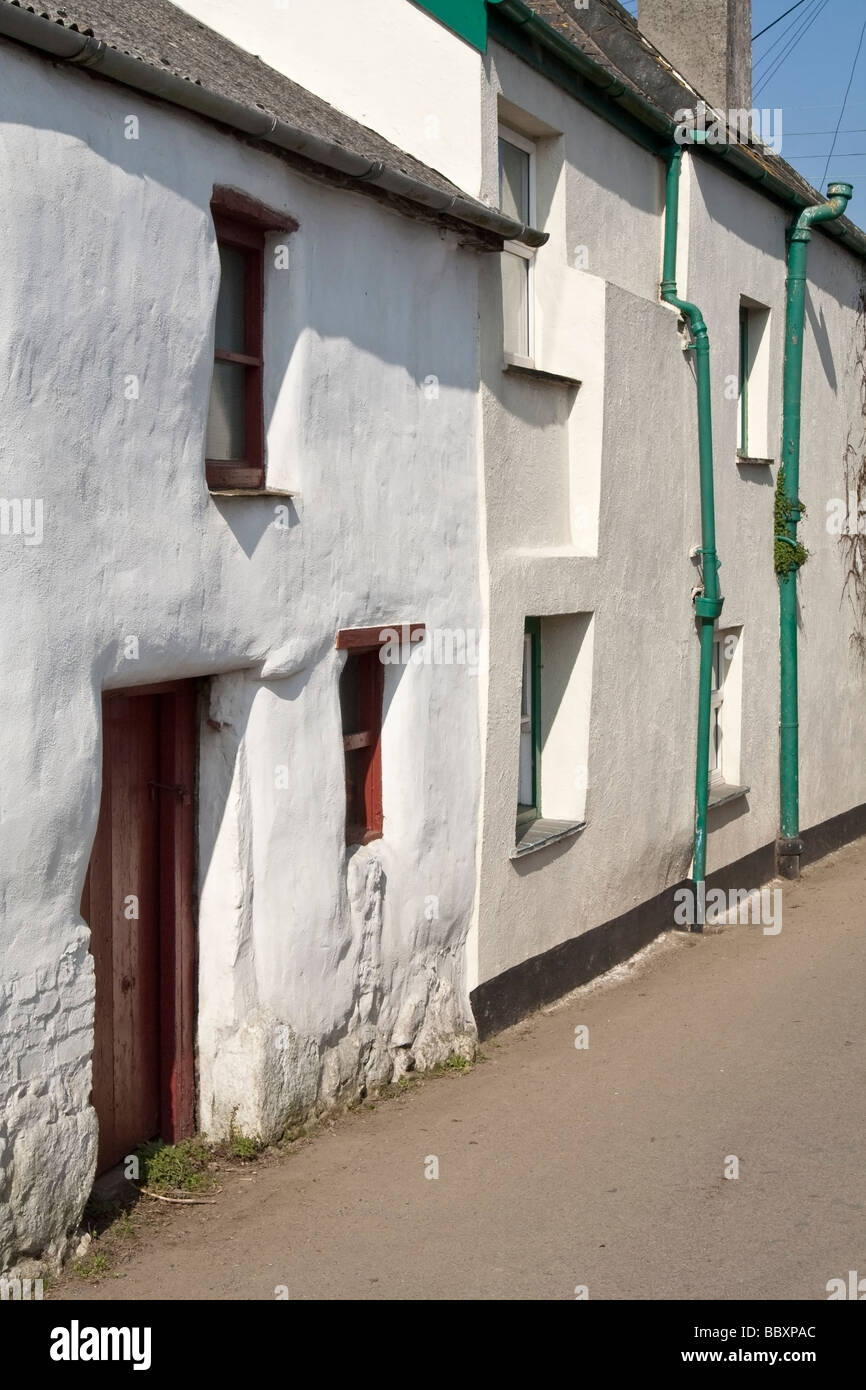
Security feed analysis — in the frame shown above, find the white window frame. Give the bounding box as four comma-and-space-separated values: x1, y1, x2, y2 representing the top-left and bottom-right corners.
498, 124, 536, 367
710, 627, 743, 789
737, 299, 772, 461
710, 634, 725, 785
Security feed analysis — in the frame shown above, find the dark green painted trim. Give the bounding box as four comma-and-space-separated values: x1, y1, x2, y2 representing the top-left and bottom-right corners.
410, 0, 490, 52
487, 4, 668, 157
488, 0, 866, 262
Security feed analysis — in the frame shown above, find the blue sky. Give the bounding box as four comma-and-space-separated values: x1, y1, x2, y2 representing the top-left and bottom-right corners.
618, 0, 866, 229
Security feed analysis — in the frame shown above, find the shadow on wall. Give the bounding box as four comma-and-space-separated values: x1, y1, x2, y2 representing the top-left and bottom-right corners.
805, 290, 838, 394
707, 793, 751, 834
213, 494, 301, 560
697, 157, 856, 303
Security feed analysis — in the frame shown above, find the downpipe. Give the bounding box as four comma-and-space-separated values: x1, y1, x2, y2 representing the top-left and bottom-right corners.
777, 182, 852, 880
662, 147, 724, 923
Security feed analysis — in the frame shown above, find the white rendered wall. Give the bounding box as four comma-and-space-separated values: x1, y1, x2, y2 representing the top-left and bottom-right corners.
0, 42, 482, 1268
475, 46, 866, 987
175, 0, 484, 195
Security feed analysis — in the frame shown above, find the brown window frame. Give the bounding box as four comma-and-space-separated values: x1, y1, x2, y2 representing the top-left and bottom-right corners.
336, 624, 425, 846
340, 647, 385, 846
206, 188, 297, 492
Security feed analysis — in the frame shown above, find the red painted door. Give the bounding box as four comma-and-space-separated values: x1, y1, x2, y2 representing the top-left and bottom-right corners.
81, 684, 197, 1174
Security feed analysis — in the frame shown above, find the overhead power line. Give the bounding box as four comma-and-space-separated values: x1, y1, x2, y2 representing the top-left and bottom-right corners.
754, 0, 831, 100
752, 0, 825, 80
783, 128, 866, 138
753, 0, 810, 43
820, 14, 866, 190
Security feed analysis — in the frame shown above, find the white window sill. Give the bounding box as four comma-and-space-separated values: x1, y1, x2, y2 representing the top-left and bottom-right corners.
511, 817, 586, 859
708, 781, 750, 810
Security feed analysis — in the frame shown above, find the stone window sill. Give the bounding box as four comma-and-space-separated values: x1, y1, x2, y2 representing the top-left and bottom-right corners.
209, 487, 296, 498
708, 781, 750, 810
503, 355, 581, 387
510, 817, 586, 859
736, 454, 773, 467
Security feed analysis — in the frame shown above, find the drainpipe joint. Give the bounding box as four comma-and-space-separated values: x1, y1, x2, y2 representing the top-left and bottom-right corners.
694, 594, 724, 620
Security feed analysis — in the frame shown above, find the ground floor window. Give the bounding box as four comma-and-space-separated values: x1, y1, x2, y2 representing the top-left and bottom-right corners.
336, 623, 425, 846
518, 617, 541, 828
513, 613, 593, 857
709, 626, 745, 798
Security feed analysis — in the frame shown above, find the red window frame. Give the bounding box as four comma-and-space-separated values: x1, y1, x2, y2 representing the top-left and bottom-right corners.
336, 624, 425, 845
206, 188, 297, 492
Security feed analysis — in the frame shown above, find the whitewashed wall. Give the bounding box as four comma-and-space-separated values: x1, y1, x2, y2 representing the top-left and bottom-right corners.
175, 0, 485, 195
474, 42, 866, 988
0, 41, 483, 1267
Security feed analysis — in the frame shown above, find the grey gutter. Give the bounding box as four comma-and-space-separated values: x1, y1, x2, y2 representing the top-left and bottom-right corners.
492, 0, 866, 261
0, 0, 547, 250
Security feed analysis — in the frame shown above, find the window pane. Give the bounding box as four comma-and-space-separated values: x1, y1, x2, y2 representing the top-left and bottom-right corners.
344, 748, 366, 834
340, 655, 362, 735
738, 309, 748, 452
206, 360, 246, 460
215, 243, 247, 353
499, 137, 530, 223
521, 634, 533, 722
502, 251, 529, 357
518, 633, 535, 805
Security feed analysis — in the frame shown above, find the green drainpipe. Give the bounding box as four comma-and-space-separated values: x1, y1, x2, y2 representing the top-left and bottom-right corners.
777, 181, 853, 879
662, 146, 724, 913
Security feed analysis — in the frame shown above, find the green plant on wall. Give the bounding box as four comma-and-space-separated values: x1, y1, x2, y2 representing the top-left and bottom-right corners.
774, 466, 809, 575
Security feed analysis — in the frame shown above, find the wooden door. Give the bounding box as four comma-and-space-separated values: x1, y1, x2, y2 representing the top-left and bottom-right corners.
81, 683, 197, 1174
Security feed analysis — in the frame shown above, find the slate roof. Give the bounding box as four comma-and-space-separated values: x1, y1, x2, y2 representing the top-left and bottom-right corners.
2, 0, 862, 252
5, 0, 462, 194
517, 0, 865, 249
0, 0, 545, 248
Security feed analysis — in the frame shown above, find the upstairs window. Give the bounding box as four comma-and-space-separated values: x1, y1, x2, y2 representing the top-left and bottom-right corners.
336, 624, 425, 847
737, 306, 749, 456
736, 299, 771, 464
206, 188, 297, 492
498, 127, 536, 363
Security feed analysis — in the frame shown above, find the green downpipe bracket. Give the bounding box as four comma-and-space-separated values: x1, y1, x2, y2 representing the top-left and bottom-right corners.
778, 183, 852, 854
662, 147, 723, 891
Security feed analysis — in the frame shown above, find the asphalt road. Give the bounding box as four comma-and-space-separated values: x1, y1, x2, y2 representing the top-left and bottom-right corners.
61, 838, 866, 1300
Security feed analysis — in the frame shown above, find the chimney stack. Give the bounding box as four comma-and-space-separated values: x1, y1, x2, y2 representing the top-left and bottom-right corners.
638, 0, 752, 114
